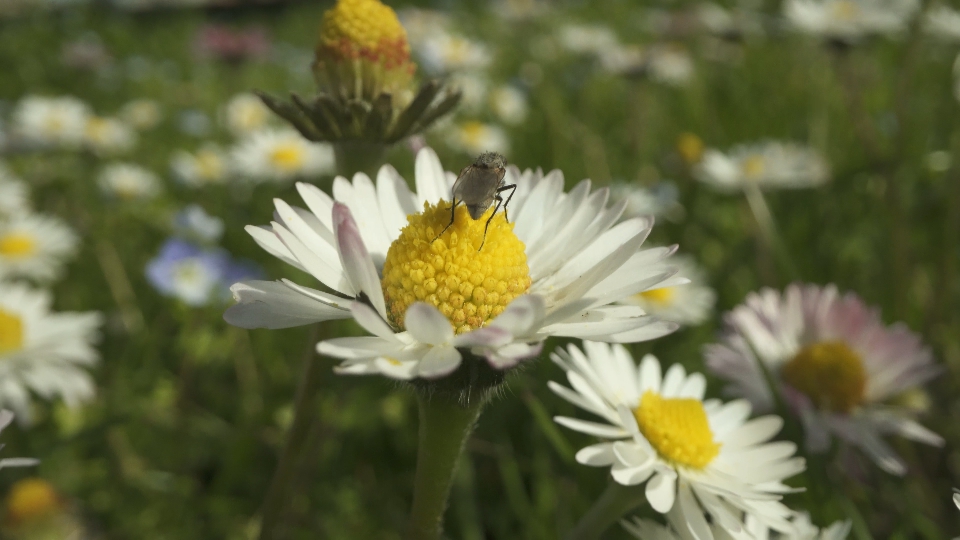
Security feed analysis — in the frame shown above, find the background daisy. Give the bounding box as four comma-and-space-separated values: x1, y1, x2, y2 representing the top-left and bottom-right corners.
0, 211, 78, 282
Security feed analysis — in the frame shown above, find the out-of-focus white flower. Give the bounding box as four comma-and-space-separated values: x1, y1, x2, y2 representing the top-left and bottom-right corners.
623, 513, 851, 540
609, 182, 683, 221
557, 23, 620, 56
173, 205, 224, 244
550, 342, 804, 539
784, 0, 919, 43
398, 8, 452, 47
97, 163, 162, 201
170, 143, 229, 187
0, 165, 29, 217
225, 148, 679, 379
11, 96, 91, 149
698, 3, 766, 39
924, 5, 960, 42
0, 282, 102, 423
490, 85, 529, 125
416, 32, 491, 74
449, 72, 490, 113
646, 45, 695, 86
622, 254, 715, 326
449, 121, 510, 155
705, 283, 943, 475
925, 150, 952, 173
83, 116, 137, 156
119, 98, 163, 130
224, 93, 271, 137
696, 141, 829, 192
231, 128, 335, 183
0, 211, 78, 282
178, 109, 212, 137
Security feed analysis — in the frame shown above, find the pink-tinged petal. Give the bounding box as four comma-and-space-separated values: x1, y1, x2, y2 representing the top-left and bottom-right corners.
453, 326, 512, 348
333, 203, 387, 318
646, 470, 677, 513
350, 302, 400, 342
404, 302, 454, 345
415, 147, 449, 206
416, 345, 462, 378
224, 280, 350, 329
489, 295, 546, 337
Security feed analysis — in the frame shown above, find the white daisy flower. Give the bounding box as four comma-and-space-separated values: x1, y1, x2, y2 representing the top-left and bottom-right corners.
924, 5, 960, 42
449, 121, 510, 156
490, 85, 529, 125
0, 211, 79, 282
622, 254, 715, 326
83, 116, 138, 156
416, 32, 491, 74
609, 182, 683, 221
231, 128, 335, 184
696, 141, 829, 192
224, 93, 271, 137
646, 45, 695, 87
225, 148, 679, 380
119, 98, 163, 130
0, 165, 29, 217
0, 281, 102, 423
697, 4, 765, 39
623, 513, 851, 540
557, 24, 620, 56
784, 0, 919, 43
705, 283, 943, 475
97, 163, 162, 201
0, 410, 38, 468
170, 143, 229, 187
398, 8, 452, 48
11, 96, 91, 149
450, 72, 490, 114
550, 342, 804, 539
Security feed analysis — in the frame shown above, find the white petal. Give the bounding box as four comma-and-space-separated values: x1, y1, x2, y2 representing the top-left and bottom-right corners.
490, 295, 546, 337
575, 442, 617, 466
646, 470, 677, 513
554, 416, 630, 438
224, 280, 350, 329
350, 301, 400, 342
404, 302, 455, 345
416, 345, 462, 378
415, 147, 449, 206
377, 164, 418, 240
333, 203, 388, 317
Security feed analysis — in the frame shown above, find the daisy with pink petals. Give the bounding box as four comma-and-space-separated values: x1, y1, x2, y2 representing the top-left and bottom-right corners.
225, 148, 680, 381
705, 283, 943, 475
550, 342, 804, 540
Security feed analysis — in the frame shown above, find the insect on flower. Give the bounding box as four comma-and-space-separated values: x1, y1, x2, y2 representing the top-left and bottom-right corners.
433, 151, 516, 250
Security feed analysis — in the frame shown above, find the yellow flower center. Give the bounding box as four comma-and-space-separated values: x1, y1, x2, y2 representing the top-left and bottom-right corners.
85, 117, 109, 141
460, 121, 487, 146
831, 0, 860, 20
638, 286, 676, 307
381, 201, 532, 334
741, 155, 766, 180
676, 132, 704, 165
633, 390, 721, 469
781, 341, 866, 414
318, 0, 411, 68
196, 150, 224, 181
5, 478, 60, 525
0, 308, 24, 355
0, 233, 36, 259
269, 144, 305, 172
43, 116, 64, 136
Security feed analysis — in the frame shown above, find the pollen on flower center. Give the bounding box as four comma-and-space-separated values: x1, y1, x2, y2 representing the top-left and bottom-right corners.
638, 287, 676, 306
269, 146, 305, 171
781, 340, 866, 414
0, 233, 36, 259
0, 308, 24, 355
633, 390, 721, 469
381, 201, 532, 334
318, 0, 411, 68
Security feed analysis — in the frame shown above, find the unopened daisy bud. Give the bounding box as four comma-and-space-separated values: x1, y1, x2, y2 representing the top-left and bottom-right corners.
257, 0, 460, 171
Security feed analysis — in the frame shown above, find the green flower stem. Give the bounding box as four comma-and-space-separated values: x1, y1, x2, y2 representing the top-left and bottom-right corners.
333, 141, 388, 178
565, 481, 647, 540
405, 393, 486, 540
258, 327, 325, 540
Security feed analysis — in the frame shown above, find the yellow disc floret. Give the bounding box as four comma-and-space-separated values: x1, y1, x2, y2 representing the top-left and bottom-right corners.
0, 233, 36, 259
318, 0, 412, 69
634, 390, 721, 469
0, 308, 24, 355
781, 340, 866, 414
5, 479, 61, 526
381, 201, 531, 334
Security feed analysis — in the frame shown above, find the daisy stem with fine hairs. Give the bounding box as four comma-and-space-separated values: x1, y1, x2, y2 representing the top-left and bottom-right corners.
743, 184, 800, 281
564, 482, 647, 540
405, 392, 486, 540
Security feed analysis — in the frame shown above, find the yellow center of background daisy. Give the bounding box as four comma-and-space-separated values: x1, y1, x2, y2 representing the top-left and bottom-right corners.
318, 0, 411, 67
459, 122, 487, 147
381, 201, 531, 334
742, 155, 766, 180
781, 340, 866, 414
638, 287, 675, 307
0, 309, 24, 354
633, 390, 721, 469
0, 233, 36, 259
269, 145, 305, 171
196, 150, 224, 181
5, 478, 61, 526
676, 132, 704, 165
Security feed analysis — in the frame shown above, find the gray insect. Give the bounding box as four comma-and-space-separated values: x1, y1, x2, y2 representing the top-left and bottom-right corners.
433, 152, 516, 250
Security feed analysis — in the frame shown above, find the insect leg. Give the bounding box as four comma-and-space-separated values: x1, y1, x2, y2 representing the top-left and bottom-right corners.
478, 194, 505, 251
432, 198, 459, 243
496, 184, 517, 222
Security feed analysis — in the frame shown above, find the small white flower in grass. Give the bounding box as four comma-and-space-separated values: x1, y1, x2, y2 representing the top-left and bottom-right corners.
784, 0, 918, 43
609, 182, 683, 221
0, 211, 78, 282
0, 282, 102, 424
923, 6, 960, 43
0, 165, 29, 217
696, 141, 829, 192
119, 98, 162, 130
557, 24, 620, 56
97, 163, 162, 201
225, 148, 679, 381
83, 116, 137, 156
550, 342, 804, 539
12, 96, 91, 149
416, 32, 491, 74
232, 128, 335, 184
490, 85, 528, 125
621, 254, 715, 326
224, 93, 271, 137
705, 283, 943, 476
449, 121, 510, 156
170, 143, 229, 187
